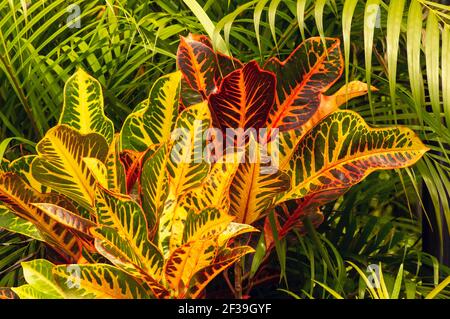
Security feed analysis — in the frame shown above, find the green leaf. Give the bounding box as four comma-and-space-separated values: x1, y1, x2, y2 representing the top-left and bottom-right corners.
386, 0, 406, 121
21, 259, 65, 298
0, 204, 43, 240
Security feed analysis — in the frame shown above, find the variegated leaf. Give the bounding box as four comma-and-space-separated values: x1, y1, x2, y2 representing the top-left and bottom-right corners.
83, 157, 109, 189
12, 285, 59, 299
167, 102, 211, 196
31, 125, 109, 211
177, 35, 217, 97
120, 72, 181, 152
230, 137, 290, 224
277, 81, 374, 169
20, 259, 65, 298
264, 37, 343, 131
186, 246, 254, 298
8, 155, 49, 193
217, 222, 258, 247
208, 61, 275, 131
164, 239, 216, 296
105, 134, 126, 192
278, 110, 429, 206
0, 204, 43, 240
32, 203, 95, 235
52, 263, 150, 299
59, 69, 114, 143
0, 173, 82, 262
182, 152, 242, 212
158, 193, 190, 258
140, 144, 169, 232
182, 208, 234, 244
94, 186, 163, 280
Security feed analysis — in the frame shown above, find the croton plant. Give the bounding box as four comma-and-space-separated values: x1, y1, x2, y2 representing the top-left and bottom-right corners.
0, 35, 427, 299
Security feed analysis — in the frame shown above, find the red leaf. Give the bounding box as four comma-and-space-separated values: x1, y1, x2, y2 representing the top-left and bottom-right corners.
177, 36, 217, 98
264, 37, 343, 131
208, 61, 275, 131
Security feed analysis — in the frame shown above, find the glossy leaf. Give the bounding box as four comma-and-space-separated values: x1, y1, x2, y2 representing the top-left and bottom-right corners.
32, 203, 95, 235
20, 259, 65, 298
209, 61, 275, 131
177, 35, 217, 98
167, 102, 211, 196
140, 144, 169, 232
105, 134, 126, 193
230, 137, 290, 224
278, 110, 429, 206
120, 72, 181, 152
52, 263, 150, 299
0, 204, 43, 240
94, 186, 164, 280
278, 81, 375, 171
31, 125, 109, 211
264, 37, 343, 131
158, 193, 191, 258
182, 208, 234, 244
165, 239, 216, 296
59, 69, 114, 144
182, 153, 242, 212
8, 155, 49, 193
0, 172, 82, 262
186, 246, 254, 298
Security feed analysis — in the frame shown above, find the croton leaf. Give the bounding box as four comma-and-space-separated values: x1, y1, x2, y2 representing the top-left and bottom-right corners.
271, 201, 325, 239
8, 155, 49, 193
31, 125, 109, 211
177, 36, 217, 98
182, 152, 243, 212
230, 136, 290, 224
0, 204, 43, 241
278, 110, 429, 206
0, 173, 82, 262
208, 61, 275, 131
140, 144, 169, 232
186, 246, 254, 298
217, 222, 258, 247
59, 69, 114, 144
94, 186, 164, 280
83, 157, 109, 189
20, 259, 65, 298
120, 72, 181, 152
180, 34, 243, 84
164, 239, 216, 296
182, 208, 234, 244
167, 101, 211, 196
180, 78, 204, 109
12, 285, 59, 299
277, 81, 374, 170
104, 134, 127, 193
264, 37, 343, 131
0, 288, 17, 299
119, 149, 147, 194
52, 263, 150, 299
158, 193, 190, 258
32, 203, 95, 235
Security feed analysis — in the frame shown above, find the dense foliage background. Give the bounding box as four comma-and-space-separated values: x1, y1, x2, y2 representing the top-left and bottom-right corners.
1, 0, 449, 298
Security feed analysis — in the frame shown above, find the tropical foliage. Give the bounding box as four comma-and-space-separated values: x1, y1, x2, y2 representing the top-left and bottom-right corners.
0, 0, 449, 299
